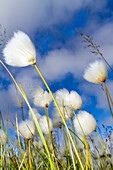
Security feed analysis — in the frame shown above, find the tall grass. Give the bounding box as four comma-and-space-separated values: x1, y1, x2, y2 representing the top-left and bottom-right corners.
0, 30, 113, 169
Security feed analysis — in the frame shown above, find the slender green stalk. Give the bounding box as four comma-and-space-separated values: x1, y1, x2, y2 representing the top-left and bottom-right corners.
2, 105, 9, 167
16, 114, 27, 169
104, 82, 113, 117
29, 140, 31, 170
45, 107, 57, 168
34, 64, 84, 170
67, 133, 76, 170
73, 109, 93, 170
104, 82, 113, 107
0, 60, 54, 170
89, 135, 105, 169
19, 150, 27, 170
95, 130, 112, 170
45, 107, 51, 149
0, 111, 4, 130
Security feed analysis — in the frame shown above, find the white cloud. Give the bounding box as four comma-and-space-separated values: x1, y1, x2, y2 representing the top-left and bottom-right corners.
39, 47, 95, 81
0, 0, 107, 36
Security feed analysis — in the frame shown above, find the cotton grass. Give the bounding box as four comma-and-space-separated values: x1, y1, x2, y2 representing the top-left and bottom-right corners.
3, 31, 36, 67
74, 111, 97, 136
18, 119, 35, 139
55, 88, 82, 110
83, 60, 107, 84
39, 116, 53, 135
33, 87, 52, 107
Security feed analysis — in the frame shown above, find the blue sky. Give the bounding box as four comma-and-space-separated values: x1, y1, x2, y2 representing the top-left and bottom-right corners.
0, 0, 113, 135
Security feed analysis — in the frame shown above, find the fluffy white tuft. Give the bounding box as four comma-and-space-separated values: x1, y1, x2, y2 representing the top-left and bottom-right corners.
55, 88, 82, 110
3, 31, 36, 67
18, 119, 35, 139
52, 115, 63, 128
33, 87, 52, 107
74, 111, 97, 136
69, 91, 82, 110
83, 60, 107, 84
55, 88, 70, 106
0, 129, 6, 144
39, 116, 53, 135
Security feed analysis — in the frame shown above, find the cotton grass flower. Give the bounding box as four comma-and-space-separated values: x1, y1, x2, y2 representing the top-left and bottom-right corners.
83, 60, 107, 84
33, 87, 52, 107
18, 119, 35, 139
52, 116, 63, 128
55, 88, 70, 106
39, 116, 53, 135
69, 91, 82, 110
74, 111, 97, 136
3, 31, 36, 67
55, 88, 82, 110
0, 129, 6, 144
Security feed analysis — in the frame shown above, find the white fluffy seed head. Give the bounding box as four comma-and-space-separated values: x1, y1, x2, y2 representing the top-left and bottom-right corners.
3, 31, 36, 67
74, 111, 97, 136
39, 116, 53, 135
69, 91, 82, 110
18, 119, 35, 139
33, 87, 52, 107
55, 89, 82, 110
28, 108, 41, 121
52, 116, 63, 128
55, 88, 70, 106
0, 129, 6, 144
83, 60, 107, 84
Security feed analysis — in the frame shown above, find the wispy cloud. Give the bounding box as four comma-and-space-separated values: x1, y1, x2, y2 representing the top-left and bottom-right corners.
0, 0, 107, 36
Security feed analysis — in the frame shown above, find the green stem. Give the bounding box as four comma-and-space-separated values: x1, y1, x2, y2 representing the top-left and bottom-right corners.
95, 130, 112, 170
0, 60, 54, 170
34, 64, 84, 170
104, 82, 113, 117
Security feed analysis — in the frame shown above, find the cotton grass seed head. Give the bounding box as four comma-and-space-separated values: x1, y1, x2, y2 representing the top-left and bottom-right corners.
3, 31, 36, 67
18, 119, 35, 139
74, 111, 97, 136
39, 116, 53, 135
55, 88, 70, 106
52, 116, 63, 128
83, 60, 107, 84
69, 91, 82, 110
0, 129, 6, 144
33, 87, 52, 107
55, 88, 82, 110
